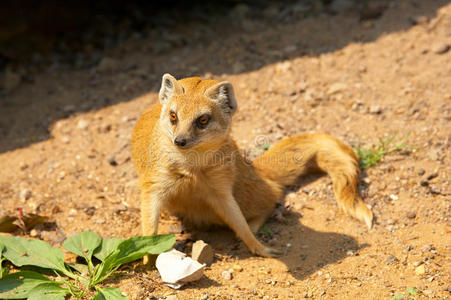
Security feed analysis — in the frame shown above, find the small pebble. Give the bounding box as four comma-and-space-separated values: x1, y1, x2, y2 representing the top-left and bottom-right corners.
385, 255, 398, 265
369, 105, 382, 114
421, 244, 433, 252
61, 136, 70, 144
19, 189, 32, 201
389, 194, 398, 201
415, 264, 426, 276
107, 157, 118, 166
406, 211, 416, 219
221, 270, 233, 280
30, 229, 39, 237
77, 119, 89, 130
431, 42, 450, 54
200, 293, 210, 300
233, 264, 243, 272
426, 172, 438, 181
417, 168, 425, 176
413, 261, 423, 267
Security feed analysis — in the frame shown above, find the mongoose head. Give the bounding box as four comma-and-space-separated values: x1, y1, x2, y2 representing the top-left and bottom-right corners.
158, 73, 237, 149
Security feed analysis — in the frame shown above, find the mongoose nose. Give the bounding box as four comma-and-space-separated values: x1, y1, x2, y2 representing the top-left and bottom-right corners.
174, 137, 187, 147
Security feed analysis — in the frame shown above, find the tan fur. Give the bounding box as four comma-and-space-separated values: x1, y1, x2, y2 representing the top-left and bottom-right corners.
131, 74, 373, 261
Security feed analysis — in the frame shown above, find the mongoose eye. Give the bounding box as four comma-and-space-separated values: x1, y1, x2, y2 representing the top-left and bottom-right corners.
196, 115, 210, 128
169, 112, 178, 123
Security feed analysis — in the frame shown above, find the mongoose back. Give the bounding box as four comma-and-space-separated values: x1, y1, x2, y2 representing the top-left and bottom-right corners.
131, 74, 373, 259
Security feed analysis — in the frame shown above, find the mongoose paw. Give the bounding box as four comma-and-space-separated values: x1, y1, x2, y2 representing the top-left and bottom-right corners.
254, 246, 282, 257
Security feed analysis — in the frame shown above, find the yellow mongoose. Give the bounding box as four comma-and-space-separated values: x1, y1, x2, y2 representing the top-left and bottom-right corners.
131, 74, 373, 260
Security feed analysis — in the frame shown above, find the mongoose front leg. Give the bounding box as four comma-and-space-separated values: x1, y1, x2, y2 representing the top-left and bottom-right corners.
208, 193, 281, 257
140, 190, 162, 264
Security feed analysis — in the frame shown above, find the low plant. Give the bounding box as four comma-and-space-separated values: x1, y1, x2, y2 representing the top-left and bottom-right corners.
0, 232, 175, 299
354, 133, 414, 169
392, 287, 421, 300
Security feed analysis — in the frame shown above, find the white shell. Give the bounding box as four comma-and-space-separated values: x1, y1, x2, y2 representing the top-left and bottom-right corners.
156, 249, 205, 289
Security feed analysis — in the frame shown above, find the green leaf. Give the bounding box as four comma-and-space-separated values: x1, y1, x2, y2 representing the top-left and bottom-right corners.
62, 231, 102, 261
0, 271, 53, 299
0, 243, 5, 279
28, 283, 68, 300
112, 235, 175, 266
92, 235, 175, 285
95, 287, 128, 300
67, 263, 89, 275
0, 236, 70, 276
406, 287, 418, 296
93, 238, 124, 262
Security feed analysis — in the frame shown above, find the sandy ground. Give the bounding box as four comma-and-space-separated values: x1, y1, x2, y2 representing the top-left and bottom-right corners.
0, 0, 450, 299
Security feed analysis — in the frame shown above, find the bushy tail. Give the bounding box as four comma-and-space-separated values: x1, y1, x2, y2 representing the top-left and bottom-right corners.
253, 133, 373, 229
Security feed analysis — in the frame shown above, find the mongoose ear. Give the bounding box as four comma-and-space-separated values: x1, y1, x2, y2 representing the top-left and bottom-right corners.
159, 73, 184, 104
204, 81, 237, 114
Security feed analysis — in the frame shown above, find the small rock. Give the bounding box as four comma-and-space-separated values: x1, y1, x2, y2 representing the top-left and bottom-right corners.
429, 185, 441, 194
61, 136, 70, 144
77, 119, 89, 130
385, 255, 398, 265
107, 157, 118, 166
389, 194, 398, 201
420, 179, 429, 187
68, 209, 78, 216
327, 83, 347, 95
406, 211, 416, 219
426, 172, 438, 181
346, 250, 354, 256
30, 229, 39, 237
233, 264, 243, 272
415, 264, 426, 276
363, 177, 371, 184
192, 240, 214, 266
265, 278, 272, 284
221, 270, 233, 280
421, 244, 433, 252
413, 261, 423, 267
113, 204, 127, 214
369, 105, 382, 114
431, 42, 450, 54
200, 294, 210, 300
19, 189, 32, 201
165, 295, 178, 300
84, 206, 96, 216
410, 15, 429, 25
417, 168, 425, 176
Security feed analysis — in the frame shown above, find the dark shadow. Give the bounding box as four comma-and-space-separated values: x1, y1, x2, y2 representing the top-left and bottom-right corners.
173, 210, 367, 284
0, 0, 448, 153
